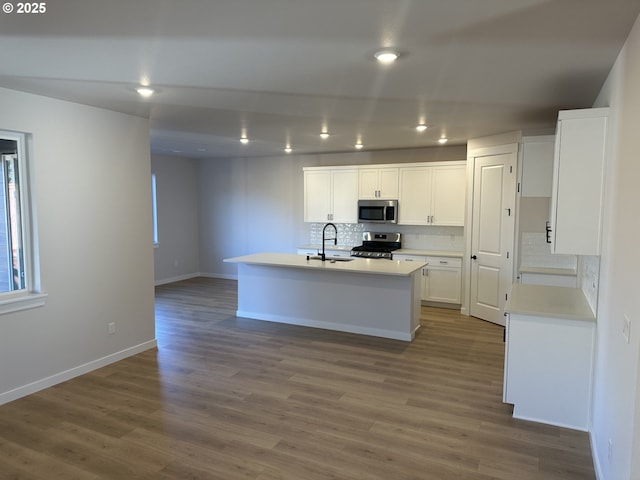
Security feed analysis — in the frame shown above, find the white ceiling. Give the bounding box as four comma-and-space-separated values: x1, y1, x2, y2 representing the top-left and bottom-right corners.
1, 0, 639, 158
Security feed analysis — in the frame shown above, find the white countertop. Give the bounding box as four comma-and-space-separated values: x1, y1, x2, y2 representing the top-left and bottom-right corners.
225, 252, 427, 277
505, 283, 595, 321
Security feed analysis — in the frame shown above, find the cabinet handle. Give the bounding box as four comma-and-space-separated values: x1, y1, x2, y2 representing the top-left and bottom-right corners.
439, 260, 448, 264
545, 221, 552, 244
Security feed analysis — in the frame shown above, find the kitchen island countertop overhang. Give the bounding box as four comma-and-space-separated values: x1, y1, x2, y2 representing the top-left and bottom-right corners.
224, 253, 427, 341
225, 252, 427, 276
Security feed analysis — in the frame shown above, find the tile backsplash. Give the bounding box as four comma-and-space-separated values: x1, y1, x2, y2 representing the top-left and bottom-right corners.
307, 223, 464, 252
580, 255, 600, 314
520, 232, 577, 269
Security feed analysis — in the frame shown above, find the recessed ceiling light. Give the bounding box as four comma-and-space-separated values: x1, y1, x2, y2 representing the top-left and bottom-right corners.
284, 145, 292, 153
240, 136, 249, 144
416, 124, 428, 132
374, 50, 399, 64
438, 137, 448, 144
355, 142, 363, 150
136, 87, 155, 98
320, 132, 330, 139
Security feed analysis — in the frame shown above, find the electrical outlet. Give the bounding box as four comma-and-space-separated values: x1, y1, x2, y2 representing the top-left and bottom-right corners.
108, 322, 115, 335
608, 439, 613, 463
623, 314, 631, 344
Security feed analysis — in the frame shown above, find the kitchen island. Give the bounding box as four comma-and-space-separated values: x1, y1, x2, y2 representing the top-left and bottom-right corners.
224, 253, 427, 341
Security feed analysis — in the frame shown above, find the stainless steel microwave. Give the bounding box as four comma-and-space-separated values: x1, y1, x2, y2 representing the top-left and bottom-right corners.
357, 199, 398, 224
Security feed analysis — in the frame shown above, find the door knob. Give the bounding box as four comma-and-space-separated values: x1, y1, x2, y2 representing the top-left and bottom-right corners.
471, 255, 477, 260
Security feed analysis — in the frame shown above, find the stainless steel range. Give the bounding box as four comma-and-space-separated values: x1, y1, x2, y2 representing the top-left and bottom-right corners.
351, 232, 401, 259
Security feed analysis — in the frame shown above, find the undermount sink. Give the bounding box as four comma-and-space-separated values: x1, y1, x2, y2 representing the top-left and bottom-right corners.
306, 255, 354, 262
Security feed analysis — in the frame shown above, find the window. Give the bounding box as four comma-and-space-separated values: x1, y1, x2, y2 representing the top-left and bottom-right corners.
151, 173, 158, 246
0, 130, 44, 313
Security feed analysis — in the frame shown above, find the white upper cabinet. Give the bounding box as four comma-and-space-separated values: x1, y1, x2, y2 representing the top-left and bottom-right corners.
398, 162, 466, 226
430, 165, 467, 226
358, 167, 399, 199
520, 136, 554, 197
397, 166, 433, 225
304, 168, 358, 223
304, 169, 331, 223
549, 108, 608, 255
305, 161, 466, 226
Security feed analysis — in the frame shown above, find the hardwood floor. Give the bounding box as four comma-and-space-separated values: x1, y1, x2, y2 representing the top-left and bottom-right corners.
0, 277, 595, 479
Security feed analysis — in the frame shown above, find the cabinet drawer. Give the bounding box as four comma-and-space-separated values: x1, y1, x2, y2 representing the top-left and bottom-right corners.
324, 249, 351, 258
425, 256, 462, 268
394, 254, 427, 263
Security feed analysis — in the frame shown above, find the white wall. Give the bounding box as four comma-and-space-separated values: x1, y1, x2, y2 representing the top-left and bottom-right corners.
0, 87, 156, 404
151, 154, 200, 284
590, 13, 640, 480
197, 154, 308, 278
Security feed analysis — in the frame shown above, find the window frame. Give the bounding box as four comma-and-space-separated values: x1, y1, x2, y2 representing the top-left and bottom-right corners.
0, 130, 45, 314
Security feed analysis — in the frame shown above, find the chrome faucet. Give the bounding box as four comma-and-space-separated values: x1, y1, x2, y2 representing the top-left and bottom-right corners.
320, 223, 338, 261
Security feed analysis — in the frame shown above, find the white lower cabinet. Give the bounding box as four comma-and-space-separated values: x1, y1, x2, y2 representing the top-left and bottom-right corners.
395, 254, 462, 305
504, 311, 595, 430
424, 257, 462, 304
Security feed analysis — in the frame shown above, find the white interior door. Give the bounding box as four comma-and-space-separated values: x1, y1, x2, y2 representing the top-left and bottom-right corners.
469, 145, 517, 326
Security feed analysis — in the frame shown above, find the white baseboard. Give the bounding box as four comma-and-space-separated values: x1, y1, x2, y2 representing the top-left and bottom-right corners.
154, 272, 238, 285
200, 272, 238, 281
236, 310, 413, 341
0, 339, 157, 406
154, 272, 200, 286
590, 430, 604, 480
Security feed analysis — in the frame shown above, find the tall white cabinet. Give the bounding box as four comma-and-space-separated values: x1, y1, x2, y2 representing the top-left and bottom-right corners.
549, 108, 608, 255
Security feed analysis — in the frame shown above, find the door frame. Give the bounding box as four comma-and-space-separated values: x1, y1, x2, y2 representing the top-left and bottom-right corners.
461, 141, 519, 321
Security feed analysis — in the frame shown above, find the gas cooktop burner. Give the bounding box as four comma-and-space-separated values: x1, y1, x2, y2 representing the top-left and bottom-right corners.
351, 232, 401, 259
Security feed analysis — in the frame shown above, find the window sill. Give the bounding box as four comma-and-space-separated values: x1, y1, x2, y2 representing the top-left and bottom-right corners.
0, 292, 47, 315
